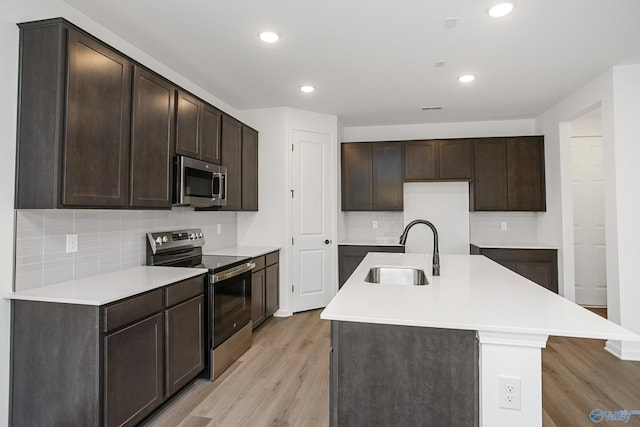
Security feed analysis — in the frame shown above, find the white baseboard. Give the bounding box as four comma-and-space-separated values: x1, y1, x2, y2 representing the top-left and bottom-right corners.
605, 340, 640, 361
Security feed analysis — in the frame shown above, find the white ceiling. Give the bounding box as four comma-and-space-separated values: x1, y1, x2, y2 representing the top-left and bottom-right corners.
62, 0, 640, 127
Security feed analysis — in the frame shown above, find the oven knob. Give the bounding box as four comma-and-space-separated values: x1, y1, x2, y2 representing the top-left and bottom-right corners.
162, 236, 168, 243
155, 237, 162, 245
189, 233, 196, 240
198, 232, 203, 238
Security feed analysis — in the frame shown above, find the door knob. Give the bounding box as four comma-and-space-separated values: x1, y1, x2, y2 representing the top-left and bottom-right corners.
324, 239, 332, 245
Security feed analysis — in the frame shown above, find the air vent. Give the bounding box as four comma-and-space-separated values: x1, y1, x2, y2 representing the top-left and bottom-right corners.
421, 106, 444, 111
435, 60, 446, 68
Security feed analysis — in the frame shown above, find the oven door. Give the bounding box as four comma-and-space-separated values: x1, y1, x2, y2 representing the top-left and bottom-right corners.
211, 262, 255, 348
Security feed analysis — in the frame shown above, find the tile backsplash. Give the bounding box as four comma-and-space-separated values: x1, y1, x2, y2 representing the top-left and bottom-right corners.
468, 211, 538, 244
342, 211, 405, 243
14, 207, 237, 291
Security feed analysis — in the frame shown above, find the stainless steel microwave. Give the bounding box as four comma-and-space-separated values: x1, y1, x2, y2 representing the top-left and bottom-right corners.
174, 156, 227, 207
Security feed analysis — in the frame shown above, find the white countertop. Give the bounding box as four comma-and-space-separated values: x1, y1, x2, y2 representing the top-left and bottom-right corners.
339, 241, 404, 247
204, 246, 280, 258
6, 266, 208, 306
321, 253, 638, 341
471, 241, 557, 250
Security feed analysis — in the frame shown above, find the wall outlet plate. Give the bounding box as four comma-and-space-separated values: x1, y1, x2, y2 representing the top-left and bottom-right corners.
498, 375, 521, 410
372, 220, 378, 229
66, 234, 78, 253
500, 221, 508, 231
217, 224, 222, 235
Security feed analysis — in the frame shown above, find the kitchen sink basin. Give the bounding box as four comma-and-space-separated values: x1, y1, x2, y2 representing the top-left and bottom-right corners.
364, 267, 429, 286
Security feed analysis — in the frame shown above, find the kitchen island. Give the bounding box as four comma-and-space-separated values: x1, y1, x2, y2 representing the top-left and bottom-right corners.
321, 252, 640, 427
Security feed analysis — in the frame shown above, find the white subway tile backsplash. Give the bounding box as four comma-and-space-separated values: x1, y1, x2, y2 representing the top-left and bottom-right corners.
14, 208, 238, 291
469, 212, 538, 244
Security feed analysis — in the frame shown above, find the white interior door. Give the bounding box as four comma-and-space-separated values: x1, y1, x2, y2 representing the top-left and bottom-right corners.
291, 129, 336, 312
572, 136, 607, 306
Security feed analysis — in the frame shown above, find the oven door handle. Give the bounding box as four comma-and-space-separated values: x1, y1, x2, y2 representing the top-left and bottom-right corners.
211, 262, 256, 283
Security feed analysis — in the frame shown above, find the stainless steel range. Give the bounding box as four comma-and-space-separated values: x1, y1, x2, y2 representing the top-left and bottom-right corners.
146, 229, 255, 379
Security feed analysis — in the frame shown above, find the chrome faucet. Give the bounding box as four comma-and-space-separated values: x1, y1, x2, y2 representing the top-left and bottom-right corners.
399, 219, 440, 276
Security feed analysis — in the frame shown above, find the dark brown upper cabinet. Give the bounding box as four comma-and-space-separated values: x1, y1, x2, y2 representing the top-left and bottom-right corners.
241, 126, 259, 211
404, 139, 473, 181
175, 90, 222, 165
129, 66, 175, 209
15, 20, 132, 208
472, 136, 545, 211
221, 114, 243, 211
15, 18, 178, 210
341, 142, 403, 211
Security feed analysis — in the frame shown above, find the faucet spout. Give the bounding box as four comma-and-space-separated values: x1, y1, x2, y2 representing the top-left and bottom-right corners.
399, 219, 440, 276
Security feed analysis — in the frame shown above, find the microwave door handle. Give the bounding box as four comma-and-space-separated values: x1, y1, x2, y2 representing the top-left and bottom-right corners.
221, 174, 226, 200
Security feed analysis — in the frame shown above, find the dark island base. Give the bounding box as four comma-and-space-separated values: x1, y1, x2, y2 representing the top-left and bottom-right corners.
330, 321, 478, 427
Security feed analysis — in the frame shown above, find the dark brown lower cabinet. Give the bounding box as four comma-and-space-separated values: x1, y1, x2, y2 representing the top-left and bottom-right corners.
470, 244, 558, 293
105, 313, 164, 427
251, 251, 279, 330
330, 321, 478, 427
338, 244, 405, 288
10, 274, 205, 427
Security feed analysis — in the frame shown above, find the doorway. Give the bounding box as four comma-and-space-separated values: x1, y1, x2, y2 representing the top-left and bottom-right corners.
571, 108, 607, 307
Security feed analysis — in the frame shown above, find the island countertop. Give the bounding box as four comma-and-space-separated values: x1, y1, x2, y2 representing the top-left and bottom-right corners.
320, 252, 638, 341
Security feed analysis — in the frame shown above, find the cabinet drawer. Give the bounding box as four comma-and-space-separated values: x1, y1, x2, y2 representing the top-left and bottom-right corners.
265, 251, 279, 266
166, 275, 205, 308
253, 255, 266, 271
103, 289, 164, 333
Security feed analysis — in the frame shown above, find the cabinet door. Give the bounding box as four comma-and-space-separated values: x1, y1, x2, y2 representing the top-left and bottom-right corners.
241, 126, 259, 211
372, 143, 403, 210
165, 295, 205, 396
265, 263, 280, 317
507, 136, 546, 211
341, 143, 372, 210
404, 140, 437, 180
439, 139, 473, 180
175, 91, 200, 159
200, 103, 222, 164
105, 313, 164, 427
221, 114, 243, 210
130, 66, 175, 208
63, 30, 131, 207
473, 139, 507, 210
515, 262, 555, 292
251, 269, 266, 329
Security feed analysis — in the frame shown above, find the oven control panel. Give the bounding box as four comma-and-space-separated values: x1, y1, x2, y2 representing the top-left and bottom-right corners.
147, 229, 205, 254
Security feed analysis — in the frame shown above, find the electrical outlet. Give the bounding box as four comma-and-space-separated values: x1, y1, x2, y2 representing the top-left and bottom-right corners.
217, 224, 222, 235
500, 221, 508, 231
498, 376, 521, 410
66, 234, 78, 253
372, 220, 378, 229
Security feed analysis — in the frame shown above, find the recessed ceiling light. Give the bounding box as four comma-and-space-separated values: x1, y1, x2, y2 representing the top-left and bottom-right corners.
300, 85, 315, 93
487, 2, 515, 17
457, 74, 476, 83
258, 31, 280, 43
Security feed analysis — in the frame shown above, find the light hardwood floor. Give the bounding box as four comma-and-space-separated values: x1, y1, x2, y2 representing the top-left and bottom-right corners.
144, 308, 640, 427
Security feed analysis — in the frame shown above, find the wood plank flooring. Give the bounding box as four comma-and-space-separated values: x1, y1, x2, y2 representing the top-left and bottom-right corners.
143, 308, 640, 427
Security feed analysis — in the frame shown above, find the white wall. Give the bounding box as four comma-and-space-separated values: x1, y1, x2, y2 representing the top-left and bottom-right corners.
343, 119, 536, 142
536, 65, 640, 360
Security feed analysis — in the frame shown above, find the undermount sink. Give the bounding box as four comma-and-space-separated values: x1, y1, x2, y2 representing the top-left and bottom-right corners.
364, 267, 429, 286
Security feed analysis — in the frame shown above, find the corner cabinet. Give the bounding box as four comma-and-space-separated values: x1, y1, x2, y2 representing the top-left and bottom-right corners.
10, 274, 206, 427
251, 251, 279, 330
15, 18, 173, 209
341, 142, 403, 211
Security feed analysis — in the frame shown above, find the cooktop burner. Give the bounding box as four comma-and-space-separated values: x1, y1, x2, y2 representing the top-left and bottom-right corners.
201, 255, 252, 273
